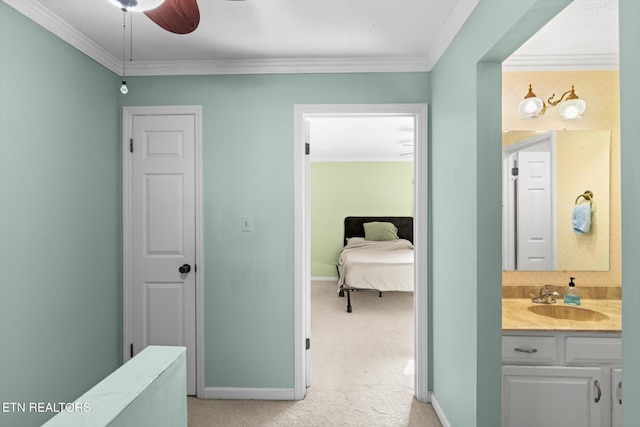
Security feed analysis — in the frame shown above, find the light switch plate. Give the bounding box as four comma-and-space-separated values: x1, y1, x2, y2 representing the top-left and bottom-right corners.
241, 215, 253, 232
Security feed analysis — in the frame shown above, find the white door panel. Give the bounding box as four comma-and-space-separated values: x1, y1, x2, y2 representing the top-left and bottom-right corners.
517, 151, 553, 270
131, 114, 197, 395
146, 283, 185, 345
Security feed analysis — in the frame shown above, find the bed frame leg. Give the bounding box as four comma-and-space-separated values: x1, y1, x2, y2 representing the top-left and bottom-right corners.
339, 289, 344, 297
379, 291, 382, 297
346, 290, 352, 313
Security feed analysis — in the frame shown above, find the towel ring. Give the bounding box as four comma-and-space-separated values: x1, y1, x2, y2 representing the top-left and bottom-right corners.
575, 190, 594, 207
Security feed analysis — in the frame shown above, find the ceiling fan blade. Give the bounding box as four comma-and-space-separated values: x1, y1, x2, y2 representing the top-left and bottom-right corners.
144, 0, 200, 34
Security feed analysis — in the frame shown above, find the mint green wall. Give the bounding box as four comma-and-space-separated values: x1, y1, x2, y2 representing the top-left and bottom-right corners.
429, 1, 569, 426
310, 162, 414, 277
43, 347, 187, 427
619, 0, 640, 424
108, 349, 187, 427
0, 4, 121, 427
120, 73, 429, 388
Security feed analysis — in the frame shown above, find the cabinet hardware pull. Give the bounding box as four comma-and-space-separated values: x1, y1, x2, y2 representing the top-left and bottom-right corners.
594, 380, 602, 403
514, 347, 538, 354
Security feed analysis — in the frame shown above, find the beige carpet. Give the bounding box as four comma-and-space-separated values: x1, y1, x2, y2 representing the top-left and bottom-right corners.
187, 281, 441, 427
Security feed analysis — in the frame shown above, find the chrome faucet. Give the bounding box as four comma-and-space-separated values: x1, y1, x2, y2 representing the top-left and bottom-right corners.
531, 285, 560, 304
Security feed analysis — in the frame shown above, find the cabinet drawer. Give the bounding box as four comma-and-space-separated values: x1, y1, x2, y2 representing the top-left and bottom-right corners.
502, 336, 557, 363
566, 337, 622, 364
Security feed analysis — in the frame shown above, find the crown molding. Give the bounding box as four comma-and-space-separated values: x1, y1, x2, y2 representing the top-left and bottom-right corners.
125, 56, 431, 76
3, 0, 122, 74
503, 53, 619, 71
424, 0, 480, 69
4, 0, 433, 76
14, 0, 616, 76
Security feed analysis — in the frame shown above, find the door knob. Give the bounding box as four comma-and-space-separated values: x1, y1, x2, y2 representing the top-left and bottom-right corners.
179, 264, 191, 274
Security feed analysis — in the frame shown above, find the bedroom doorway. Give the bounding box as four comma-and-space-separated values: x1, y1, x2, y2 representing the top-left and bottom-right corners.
293, 104, 429, 403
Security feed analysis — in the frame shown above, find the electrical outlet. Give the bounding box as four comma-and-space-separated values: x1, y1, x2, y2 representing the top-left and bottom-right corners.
241, 216, 253, 232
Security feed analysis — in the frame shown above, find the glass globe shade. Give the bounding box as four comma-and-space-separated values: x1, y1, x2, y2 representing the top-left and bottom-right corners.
518, 97, 544, 119
559, 98, 586, 120
109, 0, 165, 12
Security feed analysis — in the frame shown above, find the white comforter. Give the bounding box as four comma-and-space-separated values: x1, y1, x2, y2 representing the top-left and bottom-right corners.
338, 237, 414, 292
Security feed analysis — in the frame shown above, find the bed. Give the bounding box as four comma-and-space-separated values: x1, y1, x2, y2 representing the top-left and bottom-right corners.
337, 216, 414, 312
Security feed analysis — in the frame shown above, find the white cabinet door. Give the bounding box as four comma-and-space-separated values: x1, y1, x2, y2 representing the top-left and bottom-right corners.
611, 369, 622, 427
503, 366, 603, 427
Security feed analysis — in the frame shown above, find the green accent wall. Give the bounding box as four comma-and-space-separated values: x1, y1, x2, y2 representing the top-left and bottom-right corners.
429, 1, 570, 426
119, 73, 429, 388
619, 0, 640, 423
0, 4, 121, 427
310, 162, 414, 278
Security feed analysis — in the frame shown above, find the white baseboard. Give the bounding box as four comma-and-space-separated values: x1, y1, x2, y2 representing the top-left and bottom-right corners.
429, 392, 451, 427
311, 277, 338, 282
202, 387, 296, 400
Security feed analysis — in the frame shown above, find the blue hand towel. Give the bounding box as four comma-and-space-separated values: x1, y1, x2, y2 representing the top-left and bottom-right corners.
572, 204, 591, 234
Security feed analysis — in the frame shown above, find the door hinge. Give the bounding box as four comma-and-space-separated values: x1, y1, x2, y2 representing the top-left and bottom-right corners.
130, 343, 134, 358
306, 338, 311, 350
305, 143, 310, 155
129, 138, 133, 153
511, 167, 519, 176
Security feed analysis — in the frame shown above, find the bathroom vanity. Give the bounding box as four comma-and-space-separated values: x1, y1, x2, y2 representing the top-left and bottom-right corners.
502, 298, 622, 427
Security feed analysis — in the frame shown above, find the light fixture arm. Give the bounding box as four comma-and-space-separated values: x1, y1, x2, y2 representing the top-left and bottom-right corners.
547, 85, 579, 106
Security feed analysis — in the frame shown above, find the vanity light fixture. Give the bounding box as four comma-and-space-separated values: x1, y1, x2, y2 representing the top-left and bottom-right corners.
518, 84, 546, 119
551, 86, 587, 120
518, 84, 586, 120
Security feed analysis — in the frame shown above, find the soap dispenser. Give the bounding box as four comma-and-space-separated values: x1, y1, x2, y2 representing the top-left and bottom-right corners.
564, 277, 581, 306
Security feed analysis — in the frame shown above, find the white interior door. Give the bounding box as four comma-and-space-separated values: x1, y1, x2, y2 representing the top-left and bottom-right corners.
516, 151, 553, 270
131, 113, 197, 395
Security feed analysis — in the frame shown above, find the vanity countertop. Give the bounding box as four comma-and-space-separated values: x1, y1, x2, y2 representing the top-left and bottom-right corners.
502, 298, 621, 332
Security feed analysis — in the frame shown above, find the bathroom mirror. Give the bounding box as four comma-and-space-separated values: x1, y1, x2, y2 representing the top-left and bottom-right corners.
502, 130, 611, 271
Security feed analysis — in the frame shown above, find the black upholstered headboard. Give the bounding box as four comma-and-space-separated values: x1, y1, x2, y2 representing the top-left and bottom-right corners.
343, 216, 414, 245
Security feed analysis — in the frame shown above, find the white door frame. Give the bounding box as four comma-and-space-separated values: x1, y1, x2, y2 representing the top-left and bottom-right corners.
293, 103, 429, 402
122, 105, 205, 398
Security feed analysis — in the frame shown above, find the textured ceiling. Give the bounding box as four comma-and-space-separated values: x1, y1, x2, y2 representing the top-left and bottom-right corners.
4, 0, 479, 75
503, 0, 618, 70
4, 0, 619, 75
310, 116, 416, 162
